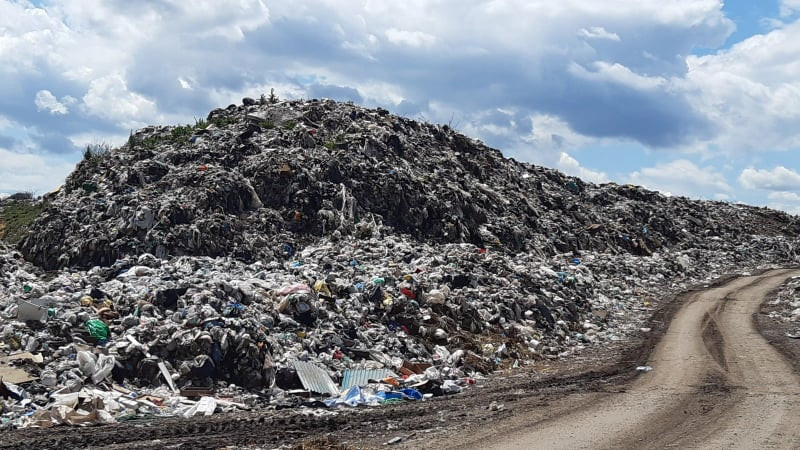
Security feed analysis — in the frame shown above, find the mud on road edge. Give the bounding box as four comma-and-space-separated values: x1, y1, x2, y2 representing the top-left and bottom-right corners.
0, 270, 780, 450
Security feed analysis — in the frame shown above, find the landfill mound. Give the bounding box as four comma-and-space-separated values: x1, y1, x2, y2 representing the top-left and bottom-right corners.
19, 99, 798, 269
1, 99, 799, 430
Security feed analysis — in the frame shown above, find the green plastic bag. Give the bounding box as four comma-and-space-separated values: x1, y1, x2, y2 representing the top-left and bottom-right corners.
86, 319, 109, 340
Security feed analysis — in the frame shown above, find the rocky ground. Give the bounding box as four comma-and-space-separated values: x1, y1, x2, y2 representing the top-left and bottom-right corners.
1, 99, 799, 448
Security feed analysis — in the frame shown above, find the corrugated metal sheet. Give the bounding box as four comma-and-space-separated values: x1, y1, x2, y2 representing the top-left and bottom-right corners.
293, 361, 339, 395
341, 368, 398, 390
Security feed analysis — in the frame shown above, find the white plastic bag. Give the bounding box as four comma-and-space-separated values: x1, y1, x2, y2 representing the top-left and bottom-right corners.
92, 354, 115, 384
76, 351, 96, 377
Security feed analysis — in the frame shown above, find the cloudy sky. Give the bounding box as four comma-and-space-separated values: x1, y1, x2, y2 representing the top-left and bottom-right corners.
1, 0, 799, 213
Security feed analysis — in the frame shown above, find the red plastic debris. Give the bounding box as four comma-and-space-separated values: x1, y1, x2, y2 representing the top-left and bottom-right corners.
400, 287, 416, 299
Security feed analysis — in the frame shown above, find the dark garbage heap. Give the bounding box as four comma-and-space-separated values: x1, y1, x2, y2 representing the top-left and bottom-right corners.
19, 98, 799, 270
1, 99, 798, 429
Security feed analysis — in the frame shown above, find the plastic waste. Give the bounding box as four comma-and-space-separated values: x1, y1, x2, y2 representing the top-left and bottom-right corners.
77, 351, 97, 377
1, 99, 798, 431
442, 380, 463, 394
85, 319, 110, 340
92, 354, 116, 384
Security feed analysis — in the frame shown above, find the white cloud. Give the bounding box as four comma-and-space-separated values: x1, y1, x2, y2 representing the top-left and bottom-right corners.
682, 21, 800, 153
628, 159, 732, 198
0, 148, 75, 195
81, 74, 158, 128
352, 80, 404, 105
767, 191, 800, 215
739, 166, 800, 191
34, 90, 69, 114
205, 81, 307, 113
781, 0, 800, 17
526, 114, 593, 151
570, 61, 667, 90
385, 28, 436, 47
0, 3, 69, 75
67, 131, 127, 150
557, 152, 609, 184
769, 191, 800, 202
178, 77, 194, 90
460, 112, 616, 185
578, 26, 620, 41
4, 0, 800, 211
167, 0, 270, 41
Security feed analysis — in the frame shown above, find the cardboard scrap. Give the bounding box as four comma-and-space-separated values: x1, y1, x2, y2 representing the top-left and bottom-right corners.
0, 352, 43, 384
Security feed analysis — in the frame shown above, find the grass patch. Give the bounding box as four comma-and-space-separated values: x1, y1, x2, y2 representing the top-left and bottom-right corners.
194, 117, 208, 129
210, 115, 238, 128
170, 125, 193, 144
0, 201, 45, 244
324, 133, 346, 150
83, 142, 111, 163
128, 133, 162, 150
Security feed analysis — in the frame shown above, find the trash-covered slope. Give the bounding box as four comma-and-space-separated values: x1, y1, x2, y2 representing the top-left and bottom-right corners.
2, 99, 799, 430
764, 275, 800, 334
19, 99, 800, 270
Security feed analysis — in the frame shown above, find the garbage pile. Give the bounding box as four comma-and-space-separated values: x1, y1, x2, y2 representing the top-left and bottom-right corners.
2, 99, 800, 429
765, 275, 800, 337
19, 99, 800, 269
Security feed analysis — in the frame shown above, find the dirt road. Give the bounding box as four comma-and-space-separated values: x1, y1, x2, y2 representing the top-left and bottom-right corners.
478, 269, 800, 450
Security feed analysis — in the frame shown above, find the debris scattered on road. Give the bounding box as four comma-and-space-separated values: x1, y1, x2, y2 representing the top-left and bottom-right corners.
488, 400, 505, 411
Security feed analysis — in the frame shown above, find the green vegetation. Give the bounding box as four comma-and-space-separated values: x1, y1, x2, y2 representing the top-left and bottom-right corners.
0, 201, 45, 244
170, 125, 193, 144
260, 88, 279, 106
324, 133, 346, 150
283, 120, 298, 130
126, 112, 243, 152
128, 133, 161, 150
128, 121, 203, 150
258, 120, 275, 130
268, 88, 279, 104
209, 115, 238, 128
82, 142, 111, 163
